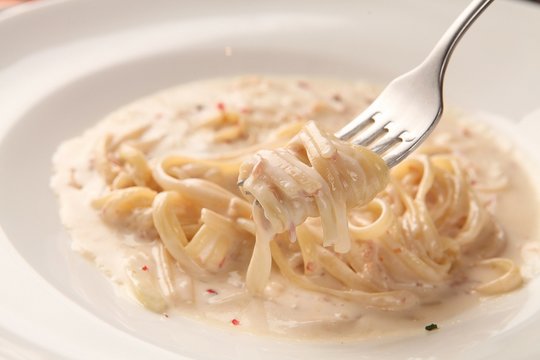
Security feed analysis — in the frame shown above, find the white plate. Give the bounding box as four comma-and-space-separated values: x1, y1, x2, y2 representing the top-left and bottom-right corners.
1, 0, 540, 359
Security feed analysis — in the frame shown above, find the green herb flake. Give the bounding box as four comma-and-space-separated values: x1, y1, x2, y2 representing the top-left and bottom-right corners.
425, 323, 438, 331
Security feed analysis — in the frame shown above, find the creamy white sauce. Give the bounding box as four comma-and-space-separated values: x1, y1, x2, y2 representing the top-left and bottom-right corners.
51, 76, 540, 340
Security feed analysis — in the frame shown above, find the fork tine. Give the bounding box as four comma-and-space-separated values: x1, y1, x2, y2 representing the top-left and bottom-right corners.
382, 137, 417, 167
352, 119, 390, 147
370, 129, 407, 155
335, 107, 378, 140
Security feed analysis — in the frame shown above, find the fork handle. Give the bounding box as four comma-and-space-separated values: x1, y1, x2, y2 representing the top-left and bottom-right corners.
423, 0, 494, 84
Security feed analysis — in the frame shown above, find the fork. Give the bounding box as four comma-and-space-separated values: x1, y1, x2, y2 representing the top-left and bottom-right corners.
335, 0, 494, 167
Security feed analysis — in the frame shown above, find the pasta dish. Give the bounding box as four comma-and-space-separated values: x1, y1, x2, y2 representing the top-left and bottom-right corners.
51, 76, 538, 338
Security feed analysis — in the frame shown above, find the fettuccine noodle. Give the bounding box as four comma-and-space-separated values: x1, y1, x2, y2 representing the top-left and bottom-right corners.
52, 76, 533, 338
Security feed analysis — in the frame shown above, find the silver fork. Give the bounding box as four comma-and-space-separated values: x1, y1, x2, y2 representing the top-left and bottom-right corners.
335, 0, 494, 167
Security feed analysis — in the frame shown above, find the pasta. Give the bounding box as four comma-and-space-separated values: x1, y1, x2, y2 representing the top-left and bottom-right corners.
238, 121, 389, 295
51, 76, 535, 338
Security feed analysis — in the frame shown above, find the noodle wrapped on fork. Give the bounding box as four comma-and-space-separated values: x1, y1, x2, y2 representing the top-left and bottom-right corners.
238, 121, 389, 294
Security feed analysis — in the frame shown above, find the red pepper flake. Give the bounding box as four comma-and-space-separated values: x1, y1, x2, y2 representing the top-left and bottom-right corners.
216, 102, 226, 112
109, 156, 122, 166
297, 80, 309, 89
332, 93, 343, 102
305, 261, 315, 273
206, 289, 218, 295
393, 248, 402, 254
141, 265, 149, 271
231, 318, 240, 326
